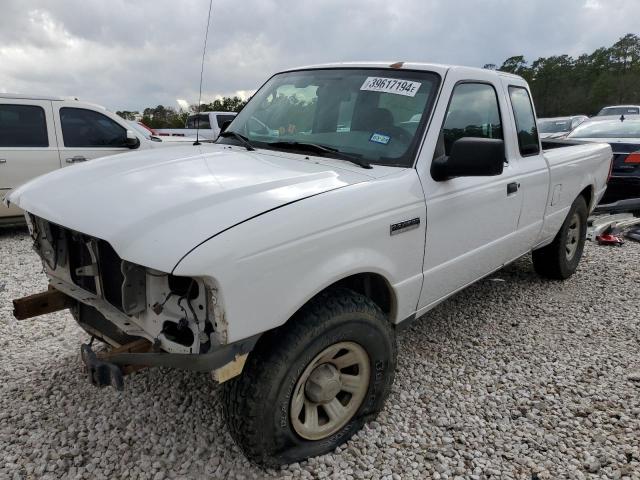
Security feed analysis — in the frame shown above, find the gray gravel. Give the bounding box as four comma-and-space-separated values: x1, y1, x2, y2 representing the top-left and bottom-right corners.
1, 226, 639, 480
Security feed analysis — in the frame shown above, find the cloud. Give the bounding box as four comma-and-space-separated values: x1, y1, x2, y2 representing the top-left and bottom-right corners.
0, 0, 638, 111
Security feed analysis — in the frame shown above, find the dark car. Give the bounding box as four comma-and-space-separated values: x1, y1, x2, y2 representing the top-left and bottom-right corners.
567, 117, 640, 203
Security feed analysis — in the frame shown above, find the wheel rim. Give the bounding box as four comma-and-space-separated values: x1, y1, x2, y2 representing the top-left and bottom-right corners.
565, 212, 581, 261
290, 341, 370, 441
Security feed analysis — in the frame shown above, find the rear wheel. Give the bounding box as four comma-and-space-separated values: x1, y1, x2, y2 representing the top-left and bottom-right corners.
532, 195, 588, 280
222, 288, 396, 467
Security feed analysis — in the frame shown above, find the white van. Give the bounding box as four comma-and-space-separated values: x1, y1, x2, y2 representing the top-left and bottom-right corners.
0, 94, 197, 224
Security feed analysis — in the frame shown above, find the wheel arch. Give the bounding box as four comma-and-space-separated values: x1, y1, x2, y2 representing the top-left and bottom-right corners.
578, 184, 594, 211
252, 271, 398, 349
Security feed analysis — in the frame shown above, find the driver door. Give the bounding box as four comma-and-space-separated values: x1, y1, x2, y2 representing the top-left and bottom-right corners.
52, 102, 131, 166
416, 71, 525, 310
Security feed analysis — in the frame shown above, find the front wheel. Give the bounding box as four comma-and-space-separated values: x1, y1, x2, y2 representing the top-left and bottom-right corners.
222, 288, 396, 467
532, 195, 588, 280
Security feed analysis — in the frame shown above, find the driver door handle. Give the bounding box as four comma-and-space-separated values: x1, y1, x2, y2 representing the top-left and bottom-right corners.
66, 155, 87, 163
507, 182, 520, 195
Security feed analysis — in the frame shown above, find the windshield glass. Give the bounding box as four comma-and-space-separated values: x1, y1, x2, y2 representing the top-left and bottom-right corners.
538, 119, 571, 133
218, 68, 440, 167
597, 107, 640, 116
568, 120, 640, 139
127, 121, 151, 139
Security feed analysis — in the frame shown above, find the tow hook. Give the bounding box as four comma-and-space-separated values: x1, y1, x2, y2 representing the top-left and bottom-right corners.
80, 343, 125, 391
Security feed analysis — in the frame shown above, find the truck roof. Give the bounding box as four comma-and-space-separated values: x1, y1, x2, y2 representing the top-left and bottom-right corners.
193, 111, 238, 115
0, 93, 81, 101
283, 61, 524, 81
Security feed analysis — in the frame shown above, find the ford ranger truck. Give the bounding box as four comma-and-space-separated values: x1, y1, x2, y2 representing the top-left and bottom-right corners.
6, 62, 612, 467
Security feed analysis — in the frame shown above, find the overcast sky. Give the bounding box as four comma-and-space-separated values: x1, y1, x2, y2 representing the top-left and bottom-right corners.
0, 0, 638, 112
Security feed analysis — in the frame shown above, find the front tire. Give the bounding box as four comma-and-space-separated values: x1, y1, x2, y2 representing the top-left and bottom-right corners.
222, 288, 396, 467
532, 195, 588, 280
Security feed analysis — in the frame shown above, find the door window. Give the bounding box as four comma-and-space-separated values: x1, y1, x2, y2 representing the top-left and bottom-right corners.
0, 104, 48, 147
508, 87, 540, 156
186, 114, 211, 129
60, 107, 127, 148
440, 83, 502, 155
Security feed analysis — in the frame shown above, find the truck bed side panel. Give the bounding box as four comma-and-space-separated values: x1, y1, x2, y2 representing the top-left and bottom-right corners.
537, 143, 611, 246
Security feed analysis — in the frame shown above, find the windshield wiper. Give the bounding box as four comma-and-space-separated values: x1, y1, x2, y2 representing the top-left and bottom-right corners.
218, 130, 255, 151
267, 141, 372, 169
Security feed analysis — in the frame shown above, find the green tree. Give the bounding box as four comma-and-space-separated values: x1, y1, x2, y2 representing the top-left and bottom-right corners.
198, 96, 248, 113
116, 111, 139, 121
496, 34, 640, 116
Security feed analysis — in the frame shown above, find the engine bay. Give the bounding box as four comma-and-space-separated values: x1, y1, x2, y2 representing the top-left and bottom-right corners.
29, 215, 222, 354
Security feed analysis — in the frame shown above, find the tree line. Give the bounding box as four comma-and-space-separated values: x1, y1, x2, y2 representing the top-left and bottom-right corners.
488, 33, 640, 118
117, 95, 247, 128
119, 33, 640, 126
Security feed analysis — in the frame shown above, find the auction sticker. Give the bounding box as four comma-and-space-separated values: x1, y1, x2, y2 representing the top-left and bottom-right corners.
360, 77, 421, 97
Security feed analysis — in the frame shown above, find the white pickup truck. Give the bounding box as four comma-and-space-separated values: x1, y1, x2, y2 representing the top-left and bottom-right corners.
155, 111, 237, 140
0, 94, 199, 225
7, 62, 611, 467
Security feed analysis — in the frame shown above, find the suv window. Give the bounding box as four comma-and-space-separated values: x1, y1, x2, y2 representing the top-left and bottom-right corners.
60, 108, 127, 148
187, 114, 211, 129
0, 104, 48, 147
441, 83, 502, 156
509, 87, 540, 156
216, 114, 236, 128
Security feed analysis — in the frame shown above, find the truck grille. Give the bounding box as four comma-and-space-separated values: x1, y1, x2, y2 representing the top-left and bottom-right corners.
33, 217, 143, 314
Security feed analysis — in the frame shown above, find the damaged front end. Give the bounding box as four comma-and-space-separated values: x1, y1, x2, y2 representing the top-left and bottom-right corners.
13, 215, 256, 389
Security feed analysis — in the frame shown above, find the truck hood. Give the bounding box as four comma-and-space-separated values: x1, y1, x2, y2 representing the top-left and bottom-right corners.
7, 144, 372, 272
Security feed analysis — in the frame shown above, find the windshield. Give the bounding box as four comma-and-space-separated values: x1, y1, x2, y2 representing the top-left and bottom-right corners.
597, 107, 639, 116
127, 121, 151, 139
218, 68, 440, 167
568, 120, 640, 139
538, 119, 571, 133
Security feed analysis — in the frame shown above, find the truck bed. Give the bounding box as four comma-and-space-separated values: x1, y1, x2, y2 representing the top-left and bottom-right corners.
538, 141, 612, 243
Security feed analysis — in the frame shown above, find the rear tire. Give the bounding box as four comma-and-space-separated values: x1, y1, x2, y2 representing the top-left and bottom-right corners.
222, 288, 396, 467
532, 195, 588, 280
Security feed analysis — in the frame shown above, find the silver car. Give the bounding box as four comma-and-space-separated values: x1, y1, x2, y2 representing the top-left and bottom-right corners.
538, 115, 588, 139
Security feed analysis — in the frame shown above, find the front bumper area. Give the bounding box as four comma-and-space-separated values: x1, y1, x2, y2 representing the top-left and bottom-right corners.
13, 285, 258, 389
14, 214, 258, 388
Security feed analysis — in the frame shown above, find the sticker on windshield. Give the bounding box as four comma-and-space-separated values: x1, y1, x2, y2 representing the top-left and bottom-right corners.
360, 77, 421, 97
370, 132, 391, 145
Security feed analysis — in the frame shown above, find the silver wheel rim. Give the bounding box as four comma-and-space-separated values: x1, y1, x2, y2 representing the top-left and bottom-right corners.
565, 212, 581, 261
290, 341, 370, 441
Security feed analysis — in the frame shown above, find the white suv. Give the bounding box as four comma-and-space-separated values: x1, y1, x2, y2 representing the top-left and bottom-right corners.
0, 94, 195, 224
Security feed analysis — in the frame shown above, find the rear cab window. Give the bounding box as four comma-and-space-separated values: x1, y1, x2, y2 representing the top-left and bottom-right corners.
187, 114, 211, 129
508, 87, 540, 156
216, 114, 236, 128
0, 104, 48, 147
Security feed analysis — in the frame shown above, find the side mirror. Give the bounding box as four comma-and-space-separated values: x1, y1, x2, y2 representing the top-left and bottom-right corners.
220, 120, 232, 133
431, 137, 505, 181
126, 130, 140, 149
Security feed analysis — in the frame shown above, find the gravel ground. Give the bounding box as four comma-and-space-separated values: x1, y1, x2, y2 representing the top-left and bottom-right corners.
1, 226, 639, 480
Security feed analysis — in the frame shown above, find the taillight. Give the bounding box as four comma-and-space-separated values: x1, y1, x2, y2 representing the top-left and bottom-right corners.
624, 152, 640, 164
607, 156, 613, 183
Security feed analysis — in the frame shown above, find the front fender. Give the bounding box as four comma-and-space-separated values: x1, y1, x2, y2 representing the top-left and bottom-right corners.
173, 170, 426, 343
